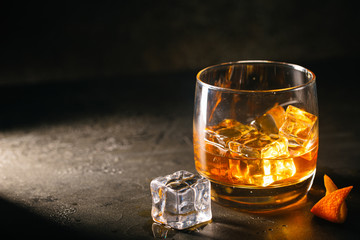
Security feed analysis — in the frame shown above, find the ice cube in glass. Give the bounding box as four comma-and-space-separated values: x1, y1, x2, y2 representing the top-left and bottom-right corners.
150, 170, 212, 230
279, 105, 317, 149
229, 158, 296, 187
251, 103, 286, 134
228, 130, 290, 159
205, 119, 254, 148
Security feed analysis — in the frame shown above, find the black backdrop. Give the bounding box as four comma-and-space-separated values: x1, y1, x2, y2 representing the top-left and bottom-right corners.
0, 1, 358, 84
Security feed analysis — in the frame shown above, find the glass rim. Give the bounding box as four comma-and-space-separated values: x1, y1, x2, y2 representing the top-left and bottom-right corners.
196, 60, 316, 93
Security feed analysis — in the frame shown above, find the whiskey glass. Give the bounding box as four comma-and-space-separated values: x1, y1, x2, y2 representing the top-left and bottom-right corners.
193, 60, 318, 210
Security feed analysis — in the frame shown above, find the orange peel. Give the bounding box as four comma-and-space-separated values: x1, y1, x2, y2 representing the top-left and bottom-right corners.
324, 174, 339, 195
311, 182, 353, 223
324, 174, 348, 218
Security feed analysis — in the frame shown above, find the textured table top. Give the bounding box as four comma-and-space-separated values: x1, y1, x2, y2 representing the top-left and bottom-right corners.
0, 65, 359, 239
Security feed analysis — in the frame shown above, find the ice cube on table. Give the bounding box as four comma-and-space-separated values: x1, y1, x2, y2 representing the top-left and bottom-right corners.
279, 105, 317, 149
152, 222, 176, 239
228, 130, 290, 159
251, 103, 286, 134
150, 170, 212, 230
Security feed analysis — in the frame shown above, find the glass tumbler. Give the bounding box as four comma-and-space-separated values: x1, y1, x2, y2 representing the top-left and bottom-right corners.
193, 60, 318, 210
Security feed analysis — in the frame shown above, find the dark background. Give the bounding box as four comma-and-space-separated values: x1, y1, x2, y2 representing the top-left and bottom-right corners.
0, 1, 359, 239
0, 0, 358, 132
0, 1, 358, 84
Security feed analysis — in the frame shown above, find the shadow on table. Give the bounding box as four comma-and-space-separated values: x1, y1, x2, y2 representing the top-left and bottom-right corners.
0, 197, 101, 240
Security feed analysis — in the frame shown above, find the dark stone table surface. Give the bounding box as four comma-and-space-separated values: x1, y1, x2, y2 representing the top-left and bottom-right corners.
0, 62, 359, 239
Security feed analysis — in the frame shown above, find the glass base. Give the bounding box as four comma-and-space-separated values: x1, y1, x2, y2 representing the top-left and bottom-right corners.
210, 171, 315, 211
